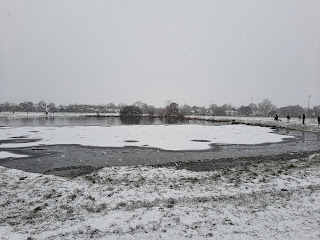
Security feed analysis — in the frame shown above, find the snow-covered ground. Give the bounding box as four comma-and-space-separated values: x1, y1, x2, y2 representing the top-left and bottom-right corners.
0, 125, 293, 150
1, 153, 320, 240
193, 116, 320, 133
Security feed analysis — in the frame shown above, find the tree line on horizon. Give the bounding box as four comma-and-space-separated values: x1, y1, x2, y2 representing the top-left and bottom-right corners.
0, 99, 319, 118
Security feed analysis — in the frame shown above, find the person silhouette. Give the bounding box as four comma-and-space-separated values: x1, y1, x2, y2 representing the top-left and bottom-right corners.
302, 114, 306, 125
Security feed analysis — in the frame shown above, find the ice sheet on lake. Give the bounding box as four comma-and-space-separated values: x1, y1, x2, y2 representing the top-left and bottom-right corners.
0, 125, 294, 150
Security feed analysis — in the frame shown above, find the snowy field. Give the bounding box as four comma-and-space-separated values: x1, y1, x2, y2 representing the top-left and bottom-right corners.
1, 115, 320, 239
0, 124, 293, 150
1, 153, 320, 239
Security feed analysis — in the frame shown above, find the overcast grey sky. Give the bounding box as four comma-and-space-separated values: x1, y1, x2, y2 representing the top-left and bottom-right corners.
1, 0, 320, 108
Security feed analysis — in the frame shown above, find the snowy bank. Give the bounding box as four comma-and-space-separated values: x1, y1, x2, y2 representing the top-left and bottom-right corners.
1, 153, 320, 239
188, 116, 320, 133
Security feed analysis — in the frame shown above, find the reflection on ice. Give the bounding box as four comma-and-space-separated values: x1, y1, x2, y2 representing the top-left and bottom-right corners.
0, 125, 294, 151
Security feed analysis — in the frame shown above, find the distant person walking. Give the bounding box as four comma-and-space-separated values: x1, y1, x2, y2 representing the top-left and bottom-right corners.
286, 114, 290, 123
302, 114, 306, 125
318, 116, 320, 127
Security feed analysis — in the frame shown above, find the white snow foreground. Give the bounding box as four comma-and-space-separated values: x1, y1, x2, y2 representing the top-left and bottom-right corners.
1, 154, 320, 239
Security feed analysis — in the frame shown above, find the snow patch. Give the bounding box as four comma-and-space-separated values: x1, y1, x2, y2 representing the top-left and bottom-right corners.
0, 151, 28, 159
0, 125, 293, 150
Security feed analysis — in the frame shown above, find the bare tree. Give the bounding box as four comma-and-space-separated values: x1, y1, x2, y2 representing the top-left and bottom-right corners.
48, 103, 56, 112
180, 104, 191, 116
37, 100, 47, 112
165, 102, 180, 117
238, 105, 252, 116
258, 99, 277, 117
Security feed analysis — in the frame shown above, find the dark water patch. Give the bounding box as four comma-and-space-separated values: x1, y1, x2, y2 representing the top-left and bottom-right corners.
120, 116, 142, 125
0, 115, 225, 127
10, 136, 28, 139
191, 140, 211, 142
0, 138, 41, 144
31, 147, 47, 151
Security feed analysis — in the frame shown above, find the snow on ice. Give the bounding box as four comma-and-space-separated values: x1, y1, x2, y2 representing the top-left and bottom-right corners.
0, 124, 293, 150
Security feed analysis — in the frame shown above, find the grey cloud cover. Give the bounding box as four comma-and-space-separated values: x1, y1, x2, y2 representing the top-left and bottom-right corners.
1, 0, 319, 107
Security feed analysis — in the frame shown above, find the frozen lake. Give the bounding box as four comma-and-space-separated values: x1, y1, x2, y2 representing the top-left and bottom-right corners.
0, 113, 296, 152
1, 114, 318, 176
0, 124, 293, 151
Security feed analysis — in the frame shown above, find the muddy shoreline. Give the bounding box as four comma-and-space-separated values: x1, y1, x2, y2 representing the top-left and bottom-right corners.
1, 127, 320, 176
